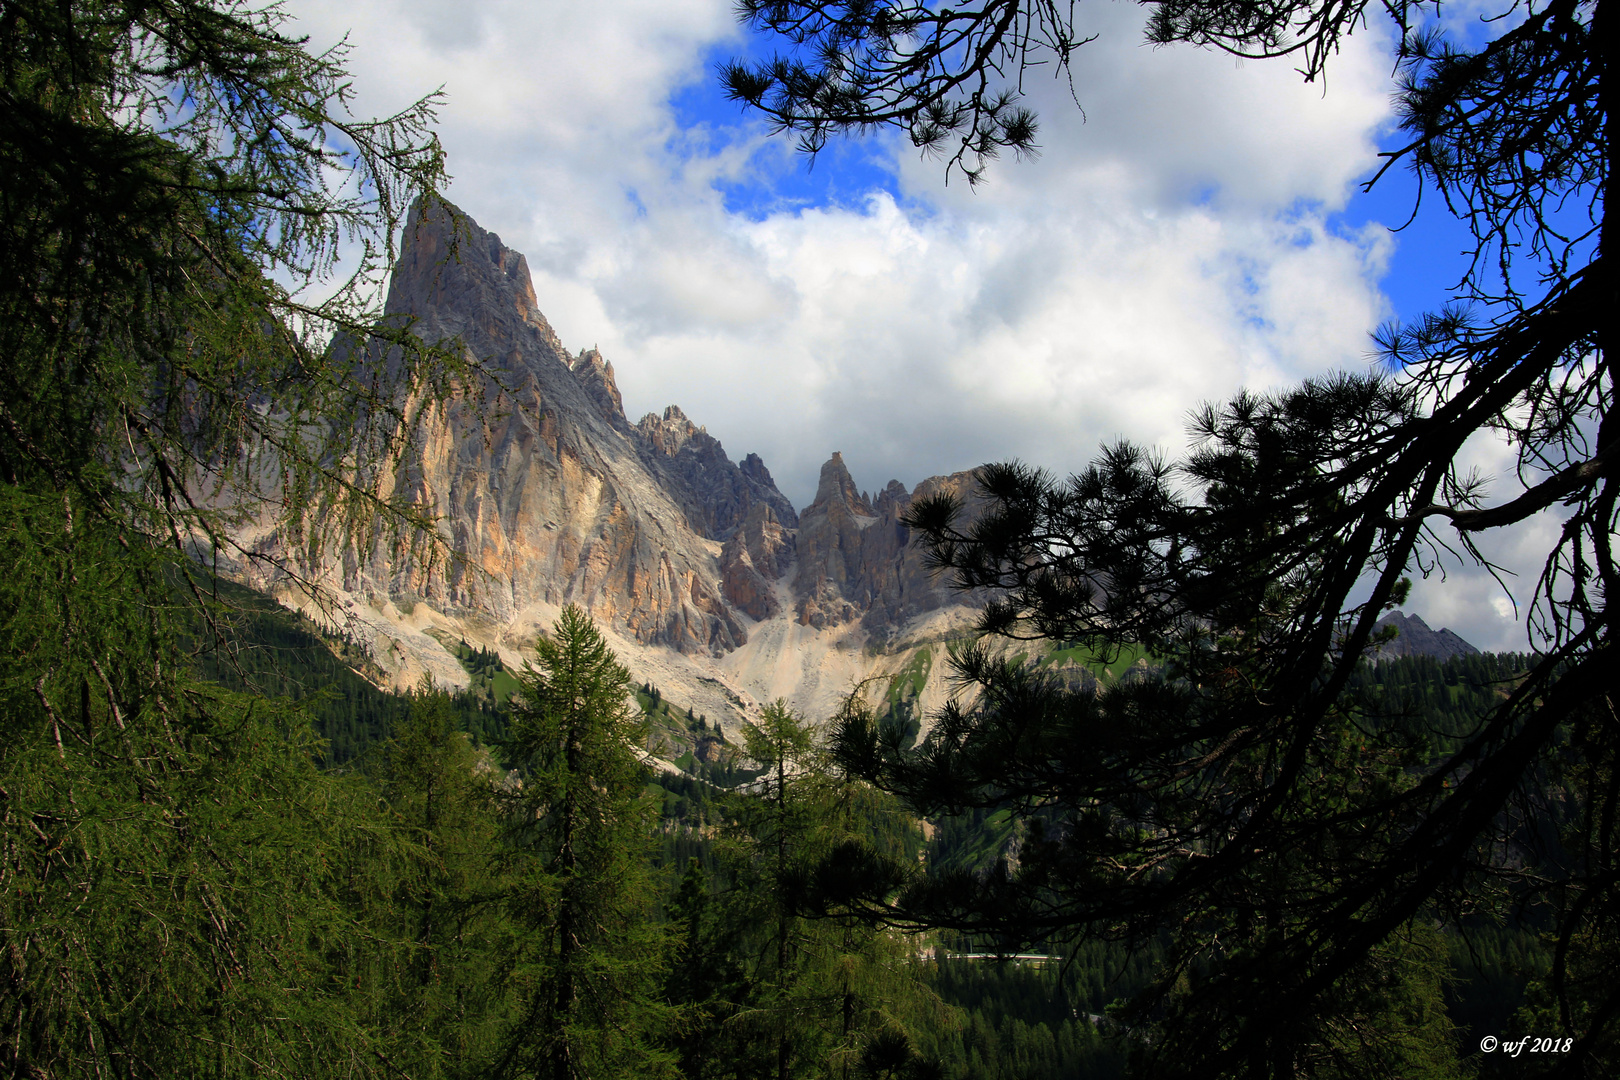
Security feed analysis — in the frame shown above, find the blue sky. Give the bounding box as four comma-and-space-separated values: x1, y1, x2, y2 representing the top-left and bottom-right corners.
1336, 171, 1477, 326
285, 0, 1556, 650
666, 41, 908, 221
671, 31, 1479, 329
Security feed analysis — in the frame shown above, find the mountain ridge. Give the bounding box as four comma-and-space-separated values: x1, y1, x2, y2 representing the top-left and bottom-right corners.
229, 200, 1491, 733
236, 199, 980, 728
1372, 610, 1481, 661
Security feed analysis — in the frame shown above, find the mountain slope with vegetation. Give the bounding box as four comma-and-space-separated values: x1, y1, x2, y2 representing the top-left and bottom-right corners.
194, 577, 1547, 1079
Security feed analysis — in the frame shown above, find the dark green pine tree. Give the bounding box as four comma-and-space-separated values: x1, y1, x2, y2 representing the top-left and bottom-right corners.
735, 0, 1610, 1070
494, 606, 678, 1080
663, 858, 755, 1080
737, 700, 822, 1080
726, 700, 952, 1080
0, 510, 389, 1077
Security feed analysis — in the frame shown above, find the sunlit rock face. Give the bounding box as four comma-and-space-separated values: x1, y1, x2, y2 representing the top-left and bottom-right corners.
354, 199, 763, 656
568, 347, 629, 432
258, 198, 989, 722
360, 200, 981, 652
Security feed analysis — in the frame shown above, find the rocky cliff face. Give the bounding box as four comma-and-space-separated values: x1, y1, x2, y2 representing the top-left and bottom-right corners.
788, 453, 978, 632
635, 405, 800, 539
720, 504, 795, 621
568, 347, 629, 431
1372, 611, 1481, 660
255, 199, 983, 725
340, 199, 779, 656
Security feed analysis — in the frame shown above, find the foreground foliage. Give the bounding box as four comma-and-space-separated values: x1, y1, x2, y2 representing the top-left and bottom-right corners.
0, 0, 464, 1073
737, 0, 1611, 1074
4, 0, 1605, 1075
1, 522, 1558, 1078
496, 606, 678, 1080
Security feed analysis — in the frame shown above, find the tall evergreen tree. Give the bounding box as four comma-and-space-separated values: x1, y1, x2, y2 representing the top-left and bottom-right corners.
664, 857, 756, 1080
0, 513, 364, 1076
368, 690, 514, 1076
725, 701, 951, 1080
739, 701, 823, 1080
495, 606, 677, 1080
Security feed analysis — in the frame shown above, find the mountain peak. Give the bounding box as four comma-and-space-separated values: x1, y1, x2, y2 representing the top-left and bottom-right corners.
809, 451, 872, 518
390, 198, 569, 361
568, 347, 626, 427
636, 405, 699, 456
274, 199, 983, 724
1373, 610, 1481, 660
636, 406, 798, 538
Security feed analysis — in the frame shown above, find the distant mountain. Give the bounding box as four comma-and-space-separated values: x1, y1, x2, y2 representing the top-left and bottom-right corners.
1372, 611, 1481, 660
230, 201, 1507, 733
234, 199, 982, 728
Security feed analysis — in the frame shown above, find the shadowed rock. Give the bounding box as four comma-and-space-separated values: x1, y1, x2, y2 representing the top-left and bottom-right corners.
635, 406, 799, 539
1373, 611, 1481, 660
791, 454, 983, 630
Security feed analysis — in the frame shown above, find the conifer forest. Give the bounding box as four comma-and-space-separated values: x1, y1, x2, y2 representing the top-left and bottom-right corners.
1, 0, 1610, 1077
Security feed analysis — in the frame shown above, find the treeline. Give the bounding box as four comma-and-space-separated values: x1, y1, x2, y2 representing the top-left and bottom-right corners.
310, 624, 1566, 1076
258, 616, 1561, 1077
1345, 650, 1539, 755
2, 546, 1552, 1080
199, 602, 1136, 1079
187, 576, 509, 763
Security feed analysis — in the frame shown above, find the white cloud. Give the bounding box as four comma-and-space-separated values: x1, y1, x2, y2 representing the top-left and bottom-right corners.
1399, 424, 1582, 655
1403, 507, 1565, 655
284, 0, 1542, 649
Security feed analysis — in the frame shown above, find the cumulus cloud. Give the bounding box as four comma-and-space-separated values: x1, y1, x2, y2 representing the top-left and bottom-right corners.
1398, 425, 1578, 654
1403, 509, 1565, 655
284, 0, 1540, 649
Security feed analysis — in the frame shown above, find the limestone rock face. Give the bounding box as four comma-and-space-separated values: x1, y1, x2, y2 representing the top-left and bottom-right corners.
788, 454, 979, 630
568, 347, 628, 431
349, 199, 767, 656
855, 470, 983, 633
636, 406, 800, 539
243, 197, 994, 721
720, 504, 795, 620
791, 453, 872, 627
741, 453, 787, 508
1372, 611, 1481, 659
